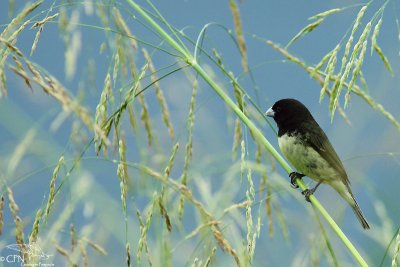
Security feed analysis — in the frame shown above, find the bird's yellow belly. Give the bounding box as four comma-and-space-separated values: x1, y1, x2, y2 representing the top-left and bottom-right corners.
278, 134, 338, 182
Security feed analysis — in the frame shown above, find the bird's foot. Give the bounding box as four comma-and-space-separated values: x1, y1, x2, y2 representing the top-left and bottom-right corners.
301, 188, 315, 202
289, 172, 304, 188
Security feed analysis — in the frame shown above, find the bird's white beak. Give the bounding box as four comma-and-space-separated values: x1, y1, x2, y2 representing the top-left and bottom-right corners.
265, 107, 275, 117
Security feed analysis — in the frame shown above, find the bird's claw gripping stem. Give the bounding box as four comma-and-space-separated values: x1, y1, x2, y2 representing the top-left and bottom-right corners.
301, 188, 315, 202
289, 172, 304, 188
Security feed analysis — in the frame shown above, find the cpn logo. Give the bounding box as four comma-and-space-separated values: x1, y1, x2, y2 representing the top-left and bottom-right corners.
0, 243, 53, 266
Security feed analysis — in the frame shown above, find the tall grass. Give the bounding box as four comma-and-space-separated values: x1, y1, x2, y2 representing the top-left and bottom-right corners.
0, 1, 399, 266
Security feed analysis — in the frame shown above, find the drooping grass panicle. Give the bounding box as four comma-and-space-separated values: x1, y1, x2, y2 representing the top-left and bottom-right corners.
136, 194, 156, 267
12, 54, 25, 72
372, 41, 393, 75
204, 246, 217, 267
70, 229, 89, 266
276, 39, 344, 115
110, 62, 149, 139
210, 223, 241, 266
245, 168, 256, 263
345, 40, 368, 106
340, 5, 368, 73
24, 59, 41, 80
178, 78, 198, 221
70, 224, 77, 251
138, 90, 153, 146
213, 48, 225, 68
113, 52, 120, 89
117, 133, 129, 214
123, 62, 151, 147
80, 243, 89, 267
0, 2, 41, 96
167, 160, 241, 264
83, 237, 108, 256
371, 17, 382, 54
358, 70, 369, 91
308, 8, 342, 21
0, 38, 23, 56
231, 71, 245, 160
1, 41, 25, 95
325, 64, 400, 131
139, 164, 241, 266
113, 7, 138, 50
7, 186, 19, 220
15, 217, 26, 260
164, 142, 179, 179
127, 103, 137, 131
240, 140, 246, 183
9, 64, 32, 90
117, 44, 130, 78
45, 155, 64, 220
319, 45, 340, 102
32, 13, 59, 29
54, 242, 75, 266
286, 18, 324, 49
223, 199, 251, 214
28, 208, 42, 244
184, 220, 220, 241
264, 39, 400, 131
263, 39, 351, 122
348, 5, 368, 50
142, 48, 175, 140
357, 90, 400, 131
329, 5, 369, 117
7, 187, 26, 258
95, 73, 112, 155
30, 13, 59, 55
228, 0, 248, 72
331, 20, 372, 118
371, 18, 393, 75
0, 1, 42, 40
126, 45, 139, 80
311, 46, 335, 78
232, 117, 243, 160
23, 59, 111, 146
160, 142, 179, 230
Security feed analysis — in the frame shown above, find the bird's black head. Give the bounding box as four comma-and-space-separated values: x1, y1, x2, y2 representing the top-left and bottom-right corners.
266, 98, 315, 134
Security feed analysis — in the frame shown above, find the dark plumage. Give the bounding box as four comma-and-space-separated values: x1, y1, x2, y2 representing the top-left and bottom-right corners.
266, 98, 370, 229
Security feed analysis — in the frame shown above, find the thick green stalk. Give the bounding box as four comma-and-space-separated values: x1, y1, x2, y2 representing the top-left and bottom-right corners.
125, 1, 368, 266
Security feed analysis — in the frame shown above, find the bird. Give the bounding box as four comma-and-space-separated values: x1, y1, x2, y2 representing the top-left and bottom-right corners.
265, 98, 370, 229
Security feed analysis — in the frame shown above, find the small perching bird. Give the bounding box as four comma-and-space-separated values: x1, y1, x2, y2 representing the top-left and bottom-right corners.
266, 98, 370, 229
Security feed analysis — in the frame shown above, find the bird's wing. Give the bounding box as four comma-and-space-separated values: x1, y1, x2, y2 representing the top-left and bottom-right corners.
303, 121, 351, 187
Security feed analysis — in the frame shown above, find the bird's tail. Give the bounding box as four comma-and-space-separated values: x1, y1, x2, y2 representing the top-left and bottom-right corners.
350, 195, 370, 229
334, 181, 370, 229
